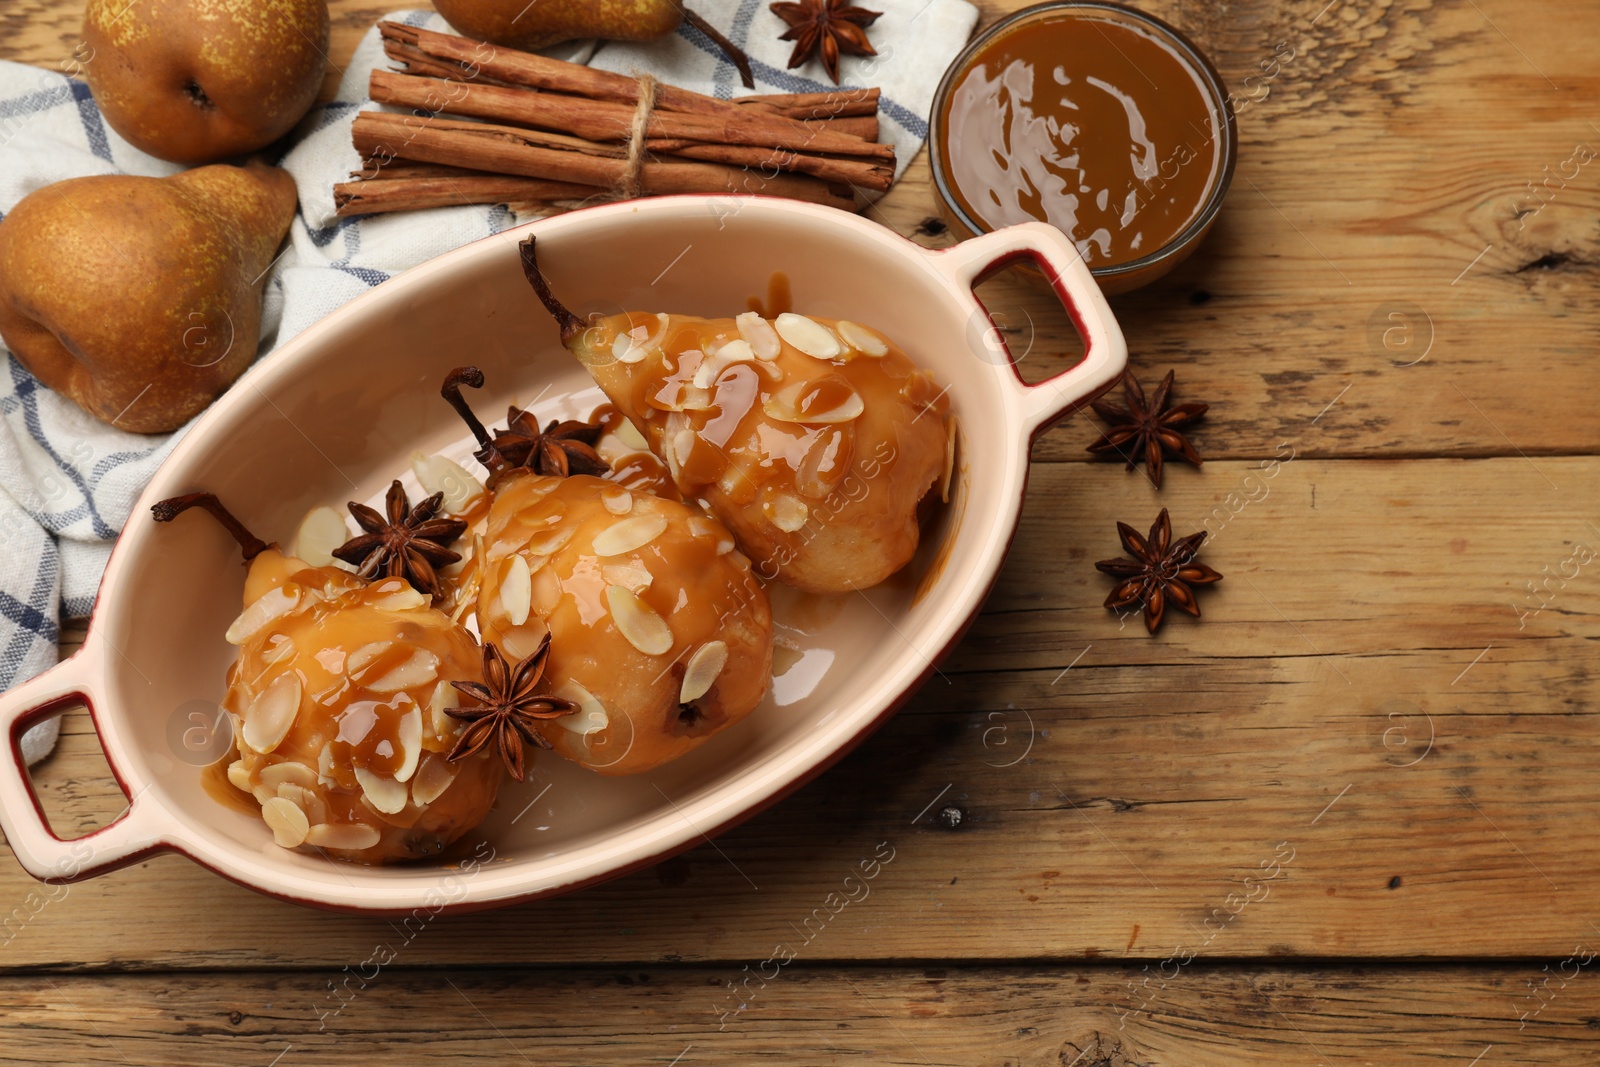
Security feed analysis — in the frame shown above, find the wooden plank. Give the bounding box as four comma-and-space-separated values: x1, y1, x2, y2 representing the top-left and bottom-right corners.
0, 964, 1592, 1065
1, 0, 1597, 467
6, 457, 1599, 968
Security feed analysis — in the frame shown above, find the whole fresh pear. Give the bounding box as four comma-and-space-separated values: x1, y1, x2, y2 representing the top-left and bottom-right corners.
0, 162, 298, 434
83, 0, 329, 164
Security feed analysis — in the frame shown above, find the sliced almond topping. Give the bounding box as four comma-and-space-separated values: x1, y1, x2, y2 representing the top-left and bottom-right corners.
261, 633, 297, 666
672, 428, 697, 469
500, 554, 533, 626
616, 418, 649, 450
601, 491, 633, 517
370, 584, 429, 612
763, 380, 864, 425
687, 516, 718, 539
259, 761, 319, 791
226, 760, 252, 793
602, 561, 654, 592
525, 527, 575, 557
411, 451, 486, 515
715, 338, 757, 363
612, 313, 669, 364
530, 565, 562, 617
836, 320, 889, 357
501, 620, 552, 661
680, 640, 729, 703
262, 796, 310, 848
242, 672, 301, 754
355, 766, 409, 815
395, 705, 424, 783
766, 493, 810, 533
605, 586, 674, 656
717, 539, 735, 555
775, 313, 842, 359
277, 782, 326, 825
226, 586, 301, 645
305, 822, 382, 851
410, 754, 458, 806
554, 680, 610, 736
736, 311, 781, 359
293, 506, 349, 568
345, 640, 395, 677
317, 741, 337, 787
428, 681, 460, 740
366, 649, 441, 694
592, 512, 670, 556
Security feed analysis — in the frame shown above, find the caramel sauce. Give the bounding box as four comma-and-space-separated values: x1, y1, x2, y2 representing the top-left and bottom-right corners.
573, 310, 950, 593
746, 272, 792, 318
477, 472, 773, 776
940, 13, 1223, 267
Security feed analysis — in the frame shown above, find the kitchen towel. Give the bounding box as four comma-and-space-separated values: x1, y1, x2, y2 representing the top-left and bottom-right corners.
0, 0, 978, 765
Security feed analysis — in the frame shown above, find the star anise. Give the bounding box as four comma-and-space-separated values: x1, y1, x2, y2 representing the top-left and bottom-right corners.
333, 480, 467, 600
487, 406, 610, 479
1086, 370, 1208, 488
770, 0, 882, 85
1095, 508, 1222, 634
446, 637, 578, 782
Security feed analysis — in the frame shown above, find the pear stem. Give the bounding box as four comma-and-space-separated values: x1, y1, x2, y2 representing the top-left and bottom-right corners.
150, 493, 270, 561
682, 8, 755, 90
439, 365, 512, 484
519, 236, 584, 346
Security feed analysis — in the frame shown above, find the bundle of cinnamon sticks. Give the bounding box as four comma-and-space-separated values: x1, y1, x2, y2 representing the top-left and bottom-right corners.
334, 22, 896, 218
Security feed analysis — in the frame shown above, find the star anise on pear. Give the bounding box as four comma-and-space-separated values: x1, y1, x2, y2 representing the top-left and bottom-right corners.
1086, 370, 1208, 488
333, 480, 467, 601
1095, 508, 1222, 634
770, 0, 882, 85
486, 406, 610, 479
446, 637, 578, 782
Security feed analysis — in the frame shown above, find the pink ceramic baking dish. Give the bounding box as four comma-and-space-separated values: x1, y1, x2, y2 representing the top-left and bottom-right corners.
0, 196, 1125, 914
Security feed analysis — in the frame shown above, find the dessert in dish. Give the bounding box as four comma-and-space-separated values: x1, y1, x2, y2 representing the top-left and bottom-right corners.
152, 493, 509, 864
520, 236, 955, 594
443, 368, 774, 776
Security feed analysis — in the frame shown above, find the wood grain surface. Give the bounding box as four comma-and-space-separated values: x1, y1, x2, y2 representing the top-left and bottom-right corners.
5, 0, 1600, 1062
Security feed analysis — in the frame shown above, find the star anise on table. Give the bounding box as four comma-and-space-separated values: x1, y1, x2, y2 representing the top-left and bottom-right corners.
1086, 370, 1208, 488
1095, 508, 1223, 635
446, 637, 578, 782
333, 480, 468, 601
770, 0, 882, 85
487, 406, 610, 479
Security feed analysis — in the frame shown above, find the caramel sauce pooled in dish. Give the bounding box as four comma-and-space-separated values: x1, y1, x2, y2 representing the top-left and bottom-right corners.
939, 11, 1225, 268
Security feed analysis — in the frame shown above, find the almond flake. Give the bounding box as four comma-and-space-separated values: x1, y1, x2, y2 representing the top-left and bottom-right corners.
410, 755, 457, 806
261, 634, 297, 667
395, 705, 424, 783
428, 681, 460, 739
370, 584, 429, 612
262, 796, 310, 848
836, 320, 889, 357
775, 313, 841, 359
766, 494, 810, 533
554, 680, 609, 736
411, 451, 485, 515
602, 562, 654, 592
345, 640, 395, 677
226, 760, 252, 793
601, 489, 633, 515
612, 313, 669, 364
500, 554, 533, 626
672, 429, 697, 468
605, 586, 673, 656
764, 380, 864, 425
736, 312, 781, 359
525, 527, 575, 557
616, 418, 649, 450
277, 782, 326, 825
226, 586, 301, 645
366, 649, 441, 693
259, 761, 318, 791
501, 620, 551, 661
242, 672, 301, 754
317, 742, 337, 787
355, 766, 409, 815
293, 506, 349, 568
305, 822, 382, 851
531, 565, 562, 617
687, 516, 718, 539
593, 512, 670, 556
679, 640, 729, 703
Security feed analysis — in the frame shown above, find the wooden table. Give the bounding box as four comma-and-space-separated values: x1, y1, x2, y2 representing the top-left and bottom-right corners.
6, 1, 1600, 1062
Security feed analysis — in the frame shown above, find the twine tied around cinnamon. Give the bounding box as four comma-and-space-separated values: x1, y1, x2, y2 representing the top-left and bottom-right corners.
616, 72, 660, 201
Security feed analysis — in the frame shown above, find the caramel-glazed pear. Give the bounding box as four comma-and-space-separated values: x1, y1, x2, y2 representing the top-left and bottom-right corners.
520, 236, 954, 594
0, 162, 297, 434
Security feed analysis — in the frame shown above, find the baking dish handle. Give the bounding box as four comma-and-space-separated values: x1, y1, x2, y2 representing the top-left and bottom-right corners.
0, 651, 168, 883
928, 222, 1128, 436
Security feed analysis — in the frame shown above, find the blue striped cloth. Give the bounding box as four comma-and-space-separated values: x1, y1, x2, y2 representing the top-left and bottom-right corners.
0, 1, 975, 763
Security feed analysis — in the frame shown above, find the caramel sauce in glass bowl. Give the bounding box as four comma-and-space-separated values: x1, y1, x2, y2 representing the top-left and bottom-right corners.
931, 1, 1236, 294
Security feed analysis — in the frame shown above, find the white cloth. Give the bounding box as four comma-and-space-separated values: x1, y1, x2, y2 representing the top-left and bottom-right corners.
0, 0, 975, 763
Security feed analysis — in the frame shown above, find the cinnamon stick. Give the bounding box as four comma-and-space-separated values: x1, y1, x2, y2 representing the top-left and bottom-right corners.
335, 174, 595, 216
369, 69, 894, 163
351, 111, 857, 211
737, 89, 881, 119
